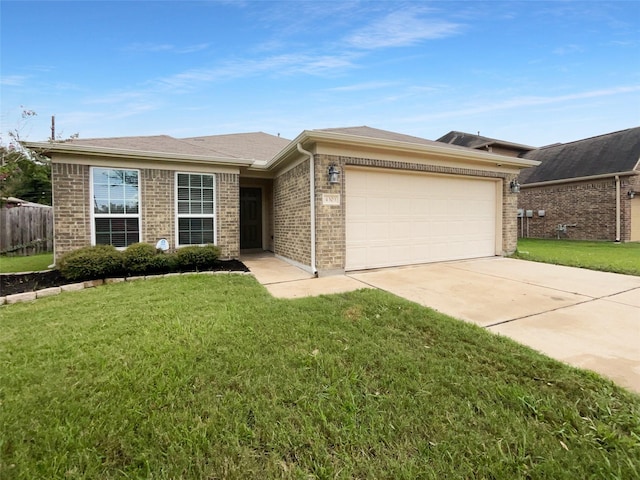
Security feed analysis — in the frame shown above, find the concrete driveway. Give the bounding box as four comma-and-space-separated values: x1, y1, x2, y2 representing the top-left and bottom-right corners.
349, 258, 640, 393
242, 254, 640, 393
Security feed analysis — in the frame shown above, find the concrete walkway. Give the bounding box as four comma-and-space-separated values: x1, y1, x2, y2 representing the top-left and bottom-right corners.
241, 253, 640, 393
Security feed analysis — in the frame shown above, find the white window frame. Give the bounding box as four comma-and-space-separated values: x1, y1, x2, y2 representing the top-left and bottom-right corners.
175, 172, 217, 247
90, 167, 141, 248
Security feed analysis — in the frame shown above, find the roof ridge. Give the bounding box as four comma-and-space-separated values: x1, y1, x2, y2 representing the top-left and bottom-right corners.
71, 134, 174, 142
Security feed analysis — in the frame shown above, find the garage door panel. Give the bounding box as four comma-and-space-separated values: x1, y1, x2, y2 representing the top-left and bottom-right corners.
346, 168, 497, 270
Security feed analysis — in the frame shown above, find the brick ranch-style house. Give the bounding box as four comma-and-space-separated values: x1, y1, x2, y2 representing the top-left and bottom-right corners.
437, 127, 640, 243
24, 126, 538, 276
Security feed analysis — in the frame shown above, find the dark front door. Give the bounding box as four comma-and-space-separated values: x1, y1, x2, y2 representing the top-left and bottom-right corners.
240, 187, 262, 249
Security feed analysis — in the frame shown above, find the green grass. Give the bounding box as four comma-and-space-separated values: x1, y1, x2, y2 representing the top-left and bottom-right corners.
1, 275, 639, 479
512, 238, 640, 276
0, 253, 54, 273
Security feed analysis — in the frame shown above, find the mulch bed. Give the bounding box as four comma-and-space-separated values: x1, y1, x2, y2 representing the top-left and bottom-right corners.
0, 260, 250, 297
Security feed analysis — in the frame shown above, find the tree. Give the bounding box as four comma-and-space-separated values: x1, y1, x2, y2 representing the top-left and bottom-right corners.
0, 109, 51, 205
0, 146, 52, 204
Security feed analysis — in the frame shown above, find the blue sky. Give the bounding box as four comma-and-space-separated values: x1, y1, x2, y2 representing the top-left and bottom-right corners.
1, 0, 639, 147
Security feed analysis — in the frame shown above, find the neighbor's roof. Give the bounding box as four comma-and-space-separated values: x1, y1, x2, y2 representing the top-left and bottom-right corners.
436, 131, 535, 152
1, 196, 51, 208
518, 127, 640, 184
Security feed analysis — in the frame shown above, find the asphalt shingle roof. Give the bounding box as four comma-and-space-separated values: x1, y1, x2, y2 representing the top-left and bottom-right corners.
518, 127, 640, 184
67, 132, 289, 161
67, 135, 228, 157
181, 132, 290, 161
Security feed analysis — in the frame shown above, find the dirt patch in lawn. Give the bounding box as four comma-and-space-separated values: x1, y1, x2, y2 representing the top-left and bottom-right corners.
0, 260, 250, 297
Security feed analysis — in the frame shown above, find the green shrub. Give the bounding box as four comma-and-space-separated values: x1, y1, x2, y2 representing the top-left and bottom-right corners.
58, 245, 124, 281
173, 245, 220, 271
149, 252, 173, 274
122, 242, 166, 275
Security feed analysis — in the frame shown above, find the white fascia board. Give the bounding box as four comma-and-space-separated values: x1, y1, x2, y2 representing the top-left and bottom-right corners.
260, 130, 540, 171
21, 141, 255, 167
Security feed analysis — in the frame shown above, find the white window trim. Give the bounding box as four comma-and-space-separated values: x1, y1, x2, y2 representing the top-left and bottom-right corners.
174, 172, 217, 247
89, 167, 141, 248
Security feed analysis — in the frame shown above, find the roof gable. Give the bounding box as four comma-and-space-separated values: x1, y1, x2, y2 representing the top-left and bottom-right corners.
519, 127, 640, 184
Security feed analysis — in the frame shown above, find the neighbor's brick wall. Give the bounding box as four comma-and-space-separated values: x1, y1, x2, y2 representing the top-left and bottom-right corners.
312, 154, 520, 273
274, 159, 311, 266
518, 176, 637, 241
52, 162, 240, 261
216, 173, 240, 259
52, 163, 91, 261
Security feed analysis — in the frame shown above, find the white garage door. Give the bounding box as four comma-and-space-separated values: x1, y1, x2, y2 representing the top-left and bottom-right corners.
345, 168, 498, 271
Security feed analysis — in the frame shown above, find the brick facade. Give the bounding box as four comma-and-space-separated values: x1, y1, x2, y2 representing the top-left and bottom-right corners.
52, 162, 239, 261
141, 169, 174, 248
52, 163, 91, 259
518, 175, 637, 241
273, 159, 311, 266
216, 173, 240, 259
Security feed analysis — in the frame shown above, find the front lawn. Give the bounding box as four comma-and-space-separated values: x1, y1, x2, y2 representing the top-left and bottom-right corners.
1, 275, 639, 478
0, 253, 54, 273
513, 238, 640, 276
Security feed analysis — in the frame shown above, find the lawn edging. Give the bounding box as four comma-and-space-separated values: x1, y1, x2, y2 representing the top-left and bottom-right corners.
0, 270, 255, 306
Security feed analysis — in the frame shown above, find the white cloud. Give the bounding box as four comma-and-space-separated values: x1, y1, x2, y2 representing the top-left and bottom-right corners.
553, 44, 584, 55
329, 81, 398, 92
1, 75, 29, 86
124, 42, 210, 54
347, 9, 462, 49
155, 53, 357, 90
406, 85, 640, 121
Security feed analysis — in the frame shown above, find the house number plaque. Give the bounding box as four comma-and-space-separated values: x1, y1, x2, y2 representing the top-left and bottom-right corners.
322, 194, 340, 206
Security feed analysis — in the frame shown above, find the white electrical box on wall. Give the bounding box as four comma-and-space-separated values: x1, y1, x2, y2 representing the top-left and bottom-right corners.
538, 210, 545, 217
526, 210, 534, 218
517, 209, 524, 218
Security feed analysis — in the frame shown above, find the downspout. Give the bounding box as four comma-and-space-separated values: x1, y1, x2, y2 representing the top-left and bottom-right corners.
297, 143, 317, 275
615, 175, 621, 242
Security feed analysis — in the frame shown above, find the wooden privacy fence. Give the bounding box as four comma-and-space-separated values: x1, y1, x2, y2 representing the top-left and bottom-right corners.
0, 206, 54, 255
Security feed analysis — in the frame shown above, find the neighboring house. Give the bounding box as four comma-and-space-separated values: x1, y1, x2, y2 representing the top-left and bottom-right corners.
437, 127, 640, 243
1, 196, 52, 208
517, 127, 640, 242
436, 131, 535, 158
24, 126, 537, 275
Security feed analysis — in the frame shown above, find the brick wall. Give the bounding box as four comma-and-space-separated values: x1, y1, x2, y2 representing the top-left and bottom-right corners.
141, 169, 174, 248
503, 173, 519, 253
314, 155, 345, 272
52, 162, 240, 261
518, 176, 637, 241
52, 163, 91, 260
216, 173, 240, 259
274, 159, 311, 266
622, 175, 640, 242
